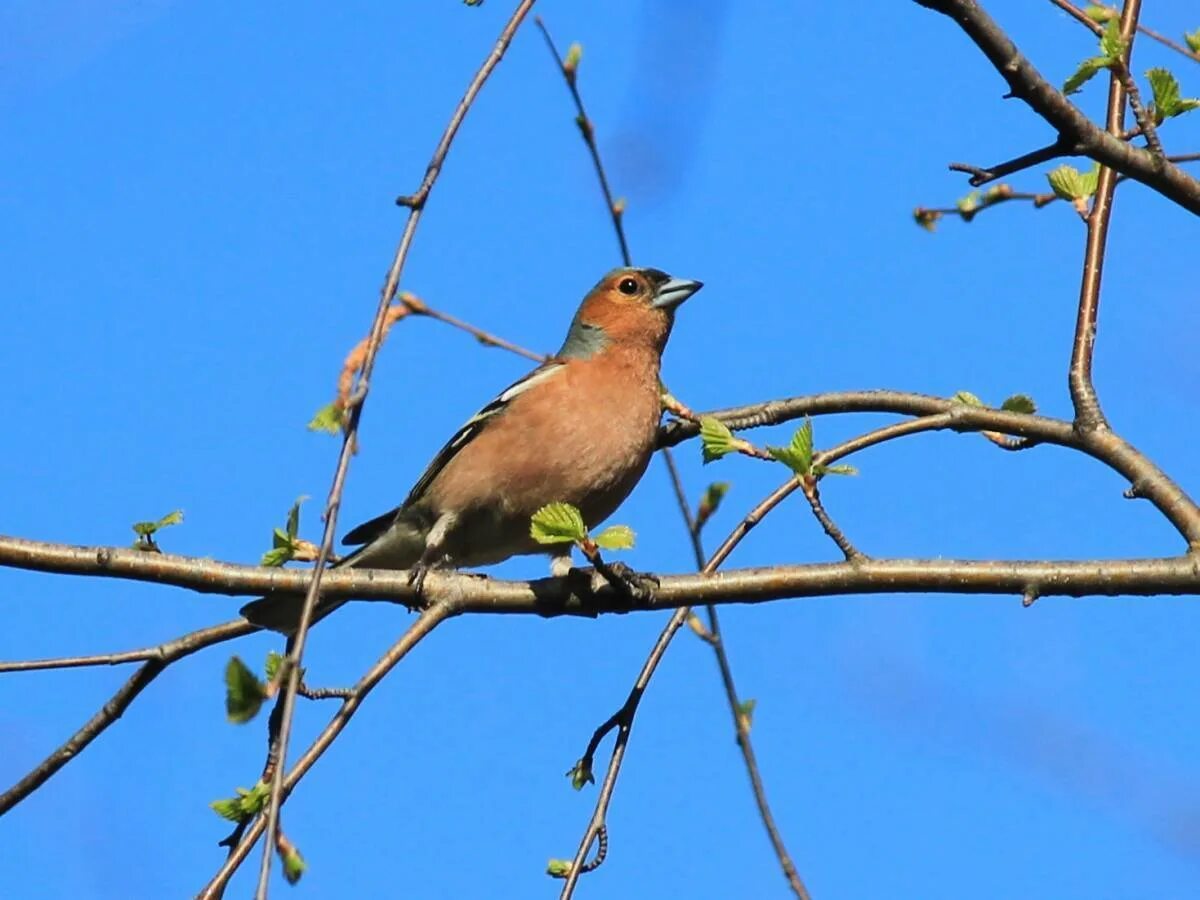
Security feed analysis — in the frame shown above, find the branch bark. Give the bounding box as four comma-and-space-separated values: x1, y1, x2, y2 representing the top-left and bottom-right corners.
914, 0, 1200, 214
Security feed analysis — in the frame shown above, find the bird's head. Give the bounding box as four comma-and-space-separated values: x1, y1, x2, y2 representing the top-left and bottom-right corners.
558, 267, 703, 358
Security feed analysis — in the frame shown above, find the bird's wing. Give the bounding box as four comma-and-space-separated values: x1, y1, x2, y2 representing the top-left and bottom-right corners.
341, 362, 565, 546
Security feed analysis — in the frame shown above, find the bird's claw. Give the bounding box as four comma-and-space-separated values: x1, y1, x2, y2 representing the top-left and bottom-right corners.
598, 561, 658, 604
406, 562, 429, 609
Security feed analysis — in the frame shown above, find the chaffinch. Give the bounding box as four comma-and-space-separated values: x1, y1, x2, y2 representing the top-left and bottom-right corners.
242, 266, 702, 630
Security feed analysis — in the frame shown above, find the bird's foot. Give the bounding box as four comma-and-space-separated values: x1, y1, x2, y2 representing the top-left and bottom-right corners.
595, 561, 659, 604
406, 562, 430, 610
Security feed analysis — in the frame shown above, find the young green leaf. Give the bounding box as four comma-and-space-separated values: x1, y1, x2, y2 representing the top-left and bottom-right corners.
281, 846, 307, 885
1146, 68, 1200, 124
956, 192, 981, 218
1187, 29, 1200, 55
698, 416, 739, 463
593, 525, 635, 551
265, 650, 285, 683
1063, 56, 1109, 95
547, 860, 574, 878
815, 463, 859, 477
238, 780, 271, 816
1099, 16, 1124, 57
564, 42, 582, 73
951, 390, 985, 407
307, 402, 345, 435
530, 503, 587, 545
1084, 4, 1114, 23
567, 758, 595, 791
1047, 165, 1088, 200
697, 481, 730, 525
209, 781, 270, 823
1001, 394, 1037, 414
285, 496, 306, 540
132, 510, 184, 537
210, 796, 245, 822
224, 656, 267, 724
260, 547, 292, 567
767, 419, 814, 477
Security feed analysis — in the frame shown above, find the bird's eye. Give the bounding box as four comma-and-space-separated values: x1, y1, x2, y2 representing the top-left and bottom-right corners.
618, 277, 640, 296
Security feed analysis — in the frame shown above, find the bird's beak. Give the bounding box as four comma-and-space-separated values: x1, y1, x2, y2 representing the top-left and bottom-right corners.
652, 277, 704, 311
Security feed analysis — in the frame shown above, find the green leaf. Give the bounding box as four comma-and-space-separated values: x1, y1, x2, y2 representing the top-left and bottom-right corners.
955, 192, 980, 216
697, 481, 730, 523
1146, 68, 1200, 123
307, 402, 345, 435
952, 390, 985, 407
565, 42, 582, 72
224, 656, 266, 724
530, 503, 587, 545
767, 419, 814, 477
1063, 56, 1108, 95
238, 781, 271, 817
816, 463, 859, 477
1001, 394, 1037, 414
1047, 164, 1099, 201
209, 781, 270, 823
265, 650, 285, 683
1084, 4, 1114, 23
271, 527, 291, 549
281, 846, 307, 885
260, 546, 292, 567
131, 509, 184, 537
285, 496, 306, 540
547, 859, 573, 878
1100, 16, 1125, 59
1186, 29, 1200, 54
593, 525, 635, 551
210, 796, 245, 822
698, 416, 739, 463
567, 759, 595, 791
157, 510, 184, 529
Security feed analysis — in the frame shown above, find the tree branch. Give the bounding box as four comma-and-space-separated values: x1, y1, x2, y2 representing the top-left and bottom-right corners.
254, 1, 537, 893
0, 618, 255, 815
914, 0, 1200, 214
660, 453, 812, 898
198, 602, 453, 899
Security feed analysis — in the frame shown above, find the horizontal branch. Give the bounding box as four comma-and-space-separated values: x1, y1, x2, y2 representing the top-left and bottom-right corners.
3, 534, 1198, 613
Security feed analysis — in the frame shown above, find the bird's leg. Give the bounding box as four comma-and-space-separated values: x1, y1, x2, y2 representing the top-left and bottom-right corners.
407, 512, 456, 608
549, 548, 574, 578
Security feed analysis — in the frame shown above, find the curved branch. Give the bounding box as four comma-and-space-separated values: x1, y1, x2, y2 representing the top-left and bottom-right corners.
255, 1, 538, 891
198, 602, 453, 899
0, 618, 254, 815
914, 0, 1200, 214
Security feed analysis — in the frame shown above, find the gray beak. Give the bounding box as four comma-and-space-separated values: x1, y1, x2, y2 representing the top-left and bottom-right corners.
652, 276, 704, 311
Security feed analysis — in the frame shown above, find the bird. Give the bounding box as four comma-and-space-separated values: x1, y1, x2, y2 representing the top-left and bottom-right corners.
241, 266, 702, 632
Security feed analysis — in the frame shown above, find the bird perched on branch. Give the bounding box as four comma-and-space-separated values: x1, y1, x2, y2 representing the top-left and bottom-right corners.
242, 266, 702, 631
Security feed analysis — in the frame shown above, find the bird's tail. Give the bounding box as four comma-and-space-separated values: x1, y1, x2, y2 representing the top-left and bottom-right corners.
239, 519, 426, 633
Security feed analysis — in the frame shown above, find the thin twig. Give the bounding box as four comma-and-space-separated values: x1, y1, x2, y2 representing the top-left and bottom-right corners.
198, 602, 453, 899
660, 452, 812, 899
0, 618, 255, 815
402, 294, 548, 363
534, 18, 632, 267
799, 476, 866, 562
949, 138, 1076, 186
1067, 0, 1143, 432
1050, 0, 1200, 64
914, 0, 1200, 214
254, 2, 537, 895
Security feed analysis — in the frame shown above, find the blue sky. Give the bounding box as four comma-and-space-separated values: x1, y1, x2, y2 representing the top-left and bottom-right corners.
3, 1, 1200, 897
